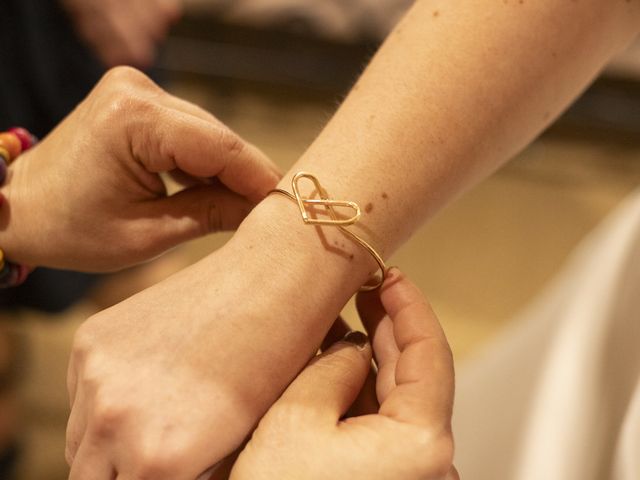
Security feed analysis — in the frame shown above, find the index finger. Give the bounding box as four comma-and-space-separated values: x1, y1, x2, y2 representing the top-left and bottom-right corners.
377, 268, 455, 429
130, 105, 281, 203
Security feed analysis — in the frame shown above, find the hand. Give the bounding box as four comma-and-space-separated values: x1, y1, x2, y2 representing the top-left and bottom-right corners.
228, 269, 458, 480
0, 66, 280, 272
60, 0, 182, 67
65, 191, 377, 479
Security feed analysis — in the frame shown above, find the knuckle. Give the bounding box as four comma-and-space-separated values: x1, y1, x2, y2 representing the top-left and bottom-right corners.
128, 226, 158, 255
450, 465, 461, 480
132, 444, 186, 479
93, 70, 159, 126
71, 316, 108, 364
71, 322, 95, 363
431, 441, 455, 478
66, 364, 78, 404
262, 401, 312, 431
132, 459, 167, 479
413, 428, 454, 478
312, 348, 361, 383
64, 442, 76, 466
104, 91, 153, 124
218, 127, 246, 161
90, 392, 126, 437
100, 66, 154, 90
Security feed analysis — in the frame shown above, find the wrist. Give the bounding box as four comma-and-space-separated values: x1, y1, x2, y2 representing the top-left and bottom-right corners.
0, 129, 40, 278
171, 195, 377, 413
229, 194, 376, 307
0, 159, 32, 266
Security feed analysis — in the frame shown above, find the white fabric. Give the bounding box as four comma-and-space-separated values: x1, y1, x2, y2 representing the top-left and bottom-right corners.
454, 188, 640, 480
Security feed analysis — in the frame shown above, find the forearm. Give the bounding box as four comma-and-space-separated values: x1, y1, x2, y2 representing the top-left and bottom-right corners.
218, 0, 639, 389
275, 0, 639, 258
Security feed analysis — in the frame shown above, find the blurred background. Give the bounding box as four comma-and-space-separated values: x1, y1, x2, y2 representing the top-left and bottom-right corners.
1, 0, 639, 478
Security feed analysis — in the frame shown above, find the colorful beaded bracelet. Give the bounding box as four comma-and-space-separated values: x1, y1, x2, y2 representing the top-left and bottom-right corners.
0, 128, 37, 288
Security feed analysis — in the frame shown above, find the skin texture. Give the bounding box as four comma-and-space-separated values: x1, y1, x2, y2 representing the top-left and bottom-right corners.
227, 269, 458, 480
0, 66, 280, 272
65, 0, 640, 478
60, 0, 183, 68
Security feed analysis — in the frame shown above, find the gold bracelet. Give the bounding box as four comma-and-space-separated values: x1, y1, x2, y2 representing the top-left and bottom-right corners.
268, 172, 386, 291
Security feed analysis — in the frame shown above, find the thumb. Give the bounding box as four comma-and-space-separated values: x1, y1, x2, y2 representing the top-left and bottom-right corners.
137, 185, 254, 251
275, 332, 372, 424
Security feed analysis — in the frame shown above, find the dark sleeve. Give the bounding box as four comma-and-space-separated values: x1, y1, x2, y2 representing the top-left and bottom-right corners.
0, 0, 104, 138
0, 1, 105, 311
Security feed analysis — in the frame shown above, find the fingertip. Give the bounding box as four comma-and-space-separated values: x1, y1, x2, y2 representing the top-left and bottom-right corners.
357, 267, 402, 313
320, 317, 351, 352
252, 153, 282, 201
342, 331, 370, 351
248, 144, 282, 181
380, 266, 405, 292
386, 265, 402, 278
219, 141, 281, 203
269, 160, 285, 180
321, 331, 372, 364
252, 169, 281, 202
379, 267, 431, 319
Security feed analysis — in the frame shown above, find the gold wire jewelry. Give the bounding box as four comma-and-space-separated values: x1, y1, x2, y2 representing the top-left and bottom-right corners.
269, 172, 386, 291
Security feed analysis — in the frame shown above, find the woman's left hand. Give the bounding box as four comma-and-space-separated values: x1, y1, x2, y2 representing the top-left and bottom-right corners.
226, 270, 458, 480
0, 66, 280, 272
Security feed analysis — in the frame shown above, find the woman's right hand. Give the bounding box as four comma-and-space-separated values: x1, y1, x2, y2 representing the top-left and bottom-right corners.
229, 269, 458, 480
1, 66, 280, 273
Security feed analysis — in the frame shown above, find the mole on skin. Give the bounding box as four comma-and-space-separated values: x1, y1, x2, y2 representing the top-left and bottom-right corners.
382, 192, 388, 200
365, 203, 374, 213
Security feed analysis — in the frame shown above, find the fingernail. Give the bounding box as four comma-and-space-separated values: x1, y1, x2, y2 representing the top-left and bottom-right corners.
343, 331, 369, 350
386, 266, 401, 279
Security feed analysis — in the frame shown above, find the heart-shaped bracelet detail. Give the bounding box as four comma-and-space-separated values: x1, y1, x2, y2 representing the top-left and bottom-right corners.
269, 172, 386, 291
